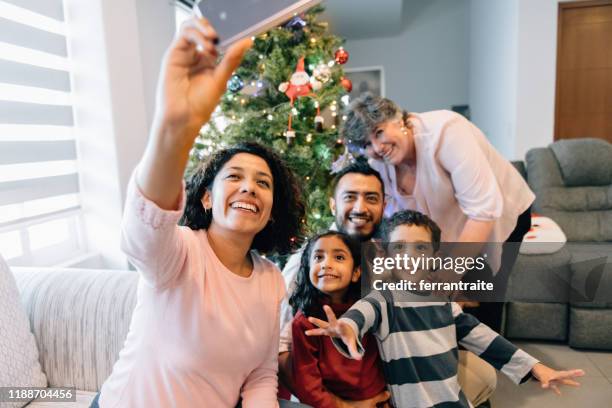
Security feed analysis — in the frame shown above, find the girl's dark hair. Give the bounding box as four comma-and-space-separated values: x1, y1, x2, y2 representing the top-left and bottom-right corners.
179, 142, 305, 255
289, 231, 362, 317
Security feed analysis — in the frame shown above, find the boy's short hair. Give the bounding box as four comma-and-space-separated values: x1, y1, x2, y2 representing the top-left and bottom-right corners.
381, 210, 442, 252
332, 159, 385, 197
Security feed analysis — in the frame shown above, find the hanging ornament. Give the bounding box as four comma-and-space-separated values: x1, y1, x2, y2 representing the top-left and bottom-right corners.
285, 16, 307, 45
315, 115, 324, 132
340, 77, 353, 92
313, 63, 332, 84
334, 47, 349, 65
285, 129, 296, 145
278, 56, 321, 139
285, 15, 307, 30
227, 74, 244, 93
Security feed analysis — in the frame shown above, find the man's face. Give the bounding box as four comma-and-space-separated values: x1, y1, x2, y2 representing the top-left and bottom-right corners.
330, 173, 385, 240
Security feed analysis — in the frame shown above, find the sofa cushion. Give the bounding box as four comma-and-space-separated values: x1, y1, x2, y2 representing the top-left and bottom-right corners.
505, 302, 568, 341
569, 307, 612, 350
550, 138, 612, 187
536, 186, 612, 212
0, 255, 47, 408
506, 248, 572, 303
13, 268, 138, 392
25, 390, 97, 408
567, 243, 612, 309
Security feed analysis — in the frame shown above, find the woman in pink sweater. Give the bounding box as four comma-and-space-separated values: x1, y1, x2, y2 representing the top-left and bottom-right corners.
94, 18, 305, 408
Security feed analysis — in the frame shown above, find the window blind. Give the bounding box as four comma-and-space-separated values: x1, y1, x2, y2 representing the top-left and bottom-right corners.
0, 0, 81, 263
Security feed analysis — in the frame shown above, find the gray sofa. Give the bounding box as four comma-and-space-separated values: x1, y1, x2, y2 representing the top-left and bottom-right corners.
505, 138, 612, 350
13, 266, 138, 407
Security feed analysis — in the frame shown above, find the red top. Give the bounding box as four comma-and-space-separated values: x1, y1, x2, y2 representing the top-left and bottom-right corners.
291, 302, 387, 408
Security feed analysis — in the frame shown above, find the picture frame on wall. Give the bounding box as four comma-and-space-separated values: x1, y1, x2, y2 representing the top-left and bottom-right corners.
344, 66, 385, 99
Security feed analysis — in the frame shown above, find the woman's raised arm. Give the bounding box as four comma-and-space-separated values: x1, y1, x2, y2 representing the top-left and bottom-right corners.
137, 17, 251, 210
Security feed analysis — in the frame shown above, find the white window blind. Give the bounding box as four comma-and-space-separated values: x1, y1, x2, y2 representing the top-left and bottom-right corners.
0, 0, 83, 266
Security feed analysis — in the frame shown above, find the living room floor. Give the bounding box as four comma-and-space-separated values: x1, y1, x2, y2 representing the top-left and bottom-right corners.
490, 341, 612, 407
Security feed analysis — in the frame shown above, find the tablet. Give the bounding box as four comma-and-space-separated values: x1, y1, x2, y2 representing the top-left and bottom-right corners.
194, 0, 322, 50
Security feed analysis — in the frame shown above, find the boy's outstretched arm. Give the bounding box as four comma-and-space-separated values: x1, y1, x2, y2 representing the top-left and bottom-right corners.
305, 305, 362, 360
531, 363, 585, 395
452, 303, 585, 394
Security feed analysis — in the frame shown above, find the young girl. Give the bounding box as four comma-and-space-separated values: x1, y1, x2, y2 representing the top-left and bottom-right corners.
289, 231, 388, 408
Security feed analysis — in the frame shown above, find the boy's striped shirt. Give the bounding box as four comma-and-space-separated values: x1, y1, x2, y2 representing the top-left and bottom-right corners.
333, 291, 539, 408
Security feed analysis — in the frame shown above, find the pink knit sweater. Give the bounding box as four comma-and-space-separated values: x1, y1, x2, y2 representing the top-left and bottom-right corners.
99, 174, 285, 408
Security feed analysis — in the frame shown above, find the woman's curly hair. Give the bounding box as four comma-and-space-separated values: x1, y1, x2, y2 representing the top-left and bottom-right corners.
179, 142, 305, 255
289, 231, 362, 318
341, 92, 411, 152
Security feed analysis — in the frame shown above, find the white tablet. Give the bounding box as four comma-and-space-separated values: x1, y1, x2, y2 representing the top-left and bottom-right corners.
194, 0, 322, 50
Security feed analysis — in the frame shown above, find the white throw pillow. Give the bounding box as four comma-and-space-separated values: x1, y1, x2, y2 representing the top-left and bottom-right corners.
519, 215, 567, 255
0, 255, 47, 408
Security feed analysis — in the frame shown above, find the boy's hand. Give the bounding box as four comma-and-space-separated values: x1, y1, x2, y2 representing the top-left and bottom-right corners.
305, 305, 362, 360
531, 363, 585, 395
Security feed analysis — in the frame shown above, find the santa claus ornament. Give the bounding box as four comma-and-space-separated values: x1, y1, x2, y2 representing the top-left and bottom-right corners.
278, 56, 324, 143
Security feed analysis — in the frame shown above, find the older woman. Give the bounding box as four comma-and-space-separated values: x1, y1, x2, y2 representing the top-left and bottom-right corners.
341, 94, 534, 331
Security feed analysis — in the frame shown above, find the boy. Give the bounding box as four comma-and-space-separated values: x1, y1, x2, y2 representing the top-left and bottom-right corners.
306, 210, 584, 408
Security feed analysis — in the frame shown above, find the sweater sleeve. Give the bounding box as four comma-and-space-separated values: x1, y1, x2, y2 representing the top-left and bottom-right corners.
120, 169, 188, 289
436, 114, 504, 221
291, 314, 338, 408
241, 272, 286, 408
451, 302, 539, 384
332, 291, 389, 359
279, 249, 302, 353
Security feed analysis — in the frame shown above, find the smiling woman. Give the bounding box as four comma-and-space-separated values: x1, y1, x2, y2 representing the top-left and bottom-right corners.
92, 16, 306, 408
180, 143, 304, 254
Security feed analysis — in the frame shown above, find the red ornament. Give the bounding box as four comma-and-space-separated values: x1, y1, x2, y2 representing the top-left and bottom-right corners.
340, 77, 352, 92
334, 48, 349, 65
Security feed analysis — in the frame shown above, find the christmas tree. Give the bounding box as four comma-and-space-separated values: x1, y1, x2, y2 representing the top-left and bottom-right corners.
188, 5, 354, 235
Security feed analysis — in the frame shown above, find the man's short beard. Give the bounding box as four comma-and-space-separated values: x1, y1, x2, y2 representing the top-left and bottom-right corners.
336, 215, 378, 242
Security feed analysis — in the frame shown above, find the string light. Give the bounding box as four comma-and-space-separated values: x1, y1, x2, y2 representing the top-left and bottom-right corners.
310, 38, 317, 44
267, 114, 274, 120
306, 133, 313, 142
342, 115, 348, 121
292, 108, 298, 115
